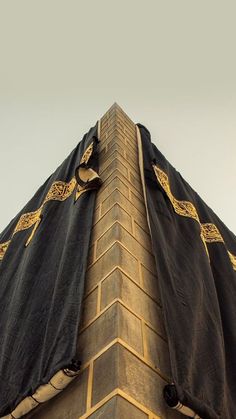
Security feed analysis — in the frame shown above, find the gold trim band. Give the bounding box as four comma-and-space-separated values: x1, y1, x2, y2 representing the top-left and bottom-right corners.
153, 165, 236, 271
0, 141, 97, 261
0, 177, 77, 262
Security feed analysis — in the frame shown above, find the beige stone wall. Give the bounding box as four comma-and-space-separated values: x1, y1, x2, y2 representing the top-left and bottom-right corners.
28, 104, 181, 418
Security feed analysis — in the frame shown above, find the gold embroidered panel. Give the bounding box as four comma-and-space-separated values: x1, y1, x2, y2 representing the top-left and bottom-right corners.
0, 241, 11, 261
201, 223, 224, 243
0, 141, 98, 262
80, 142, 94, 165
14, 208, 43, 234
44, 178, 77, 203
153, 165, 236, 271
0, 177, 77, 261
153, 166, 200, 223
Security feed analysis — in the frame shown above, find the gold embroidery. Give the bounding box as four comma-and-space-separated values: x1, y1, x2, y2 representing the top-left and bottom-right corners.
153, 166, 200, 222
80, 142, 94, 165
14, 208, 42, 234
75, 185, 98, 202
0, 240, 11, 261
201, 223, 224, 243
25, 217, 42, 247
228, 251, 236, 271
0, 141, 97, 260
153, 165, 236, 271
0, 177, 77, 259
44, 178, 77, 203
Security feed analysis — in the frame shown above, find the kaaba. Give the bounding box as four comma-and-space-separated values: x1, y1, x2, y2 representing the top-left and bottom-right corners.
0, 104, 235, 419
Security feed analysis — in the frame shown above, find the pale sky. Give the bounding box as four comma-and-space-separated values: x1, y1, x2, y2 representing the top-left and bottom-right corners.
0, 0, 235, 234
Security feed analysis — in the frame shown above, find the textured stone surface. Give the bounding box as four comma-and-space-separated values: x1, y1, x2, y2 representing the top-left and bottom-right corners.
77, 302, 143, 364
85, 241, 139, 293
80, 287, 98, 328
119, 344, 168, 416
88, 396, 148, 419
92, 343, 168, 417
96, 222, 156, 272
92, 344, 119, 406
141, 264, 162, 305
100, 189, 149, 233
101, 268, 164, 335
145, 325, 171, 376
92, 204, 132, 242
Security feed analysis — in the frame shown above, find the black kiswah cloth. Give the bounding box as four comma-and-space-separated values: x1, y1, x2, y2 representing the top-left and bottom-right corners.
0, 123, 100, 418
136, 123, 236, 419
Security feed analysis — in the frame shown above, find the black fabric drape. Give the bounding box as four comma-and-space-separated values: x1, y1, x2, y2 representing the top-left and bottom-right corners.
137, 123, 236, 419
0, 123, 99, 416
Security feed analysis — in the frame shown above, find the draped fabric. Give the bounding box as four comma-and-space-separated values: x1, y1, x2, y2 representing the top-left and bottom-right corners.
0, 123, 100, 417
137, 123, 236, 419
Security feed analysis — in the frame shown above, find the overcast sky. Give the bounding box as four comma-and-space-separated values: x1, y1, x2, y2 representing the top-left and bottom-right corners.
0, 0, 235, 235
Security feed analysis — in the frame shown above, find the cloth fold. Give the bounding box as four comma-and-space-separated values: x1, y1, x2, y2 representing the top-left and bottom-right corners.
137, 123, 236, 419
0, 122, 100, 417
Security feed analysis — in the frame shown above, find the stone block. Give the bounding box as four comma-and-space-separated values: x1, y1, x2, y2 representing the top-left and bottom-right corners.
101, 189, 149, 234
91, 204, 132, 243
77, 302, 143, 364
119, 345, 168, 417
124, 149, 139, 174
95, 176, 129, 207
101, 168, 141, 200
77, 303, 118, 364
85, 242, 139, 293
101, 157, 129, 181
145, 325, 171, 377
100, 269, 123, 309
100, 142, 125, 164
118, 304, 143, 355
92, 343, 168, 417
92, 206, 101, 225
100, 148, 139, 181
87, 396, 117, 418
101, 268, 164, 335
99, 150, 127, 175
88, 395, 148, 419
141, 264, 162, 306
101, 128, 126, 150
134, 221, 153, 253
96, 223, 156, 274
130, 189, 146, 215
80, 287, 98, 328
129, 168, 142, 190
100, 189, 130, 217
117, 116, 136, 135
92, 344, 119, 405
124, 136, 137, 154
